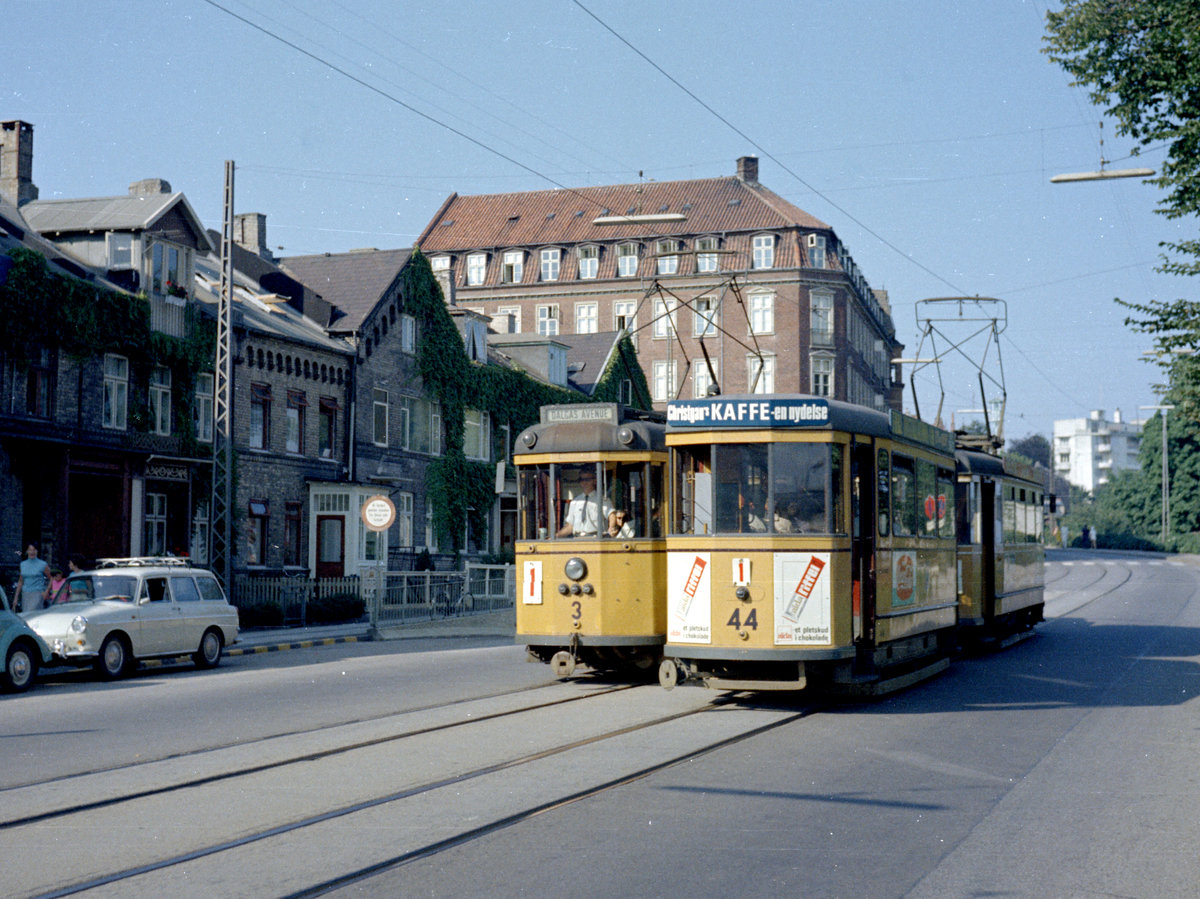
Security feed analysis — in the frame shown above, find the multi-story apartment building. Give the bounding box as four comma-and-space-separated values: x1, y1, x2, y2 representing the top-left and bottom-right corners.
416, 156, 903, 410
1053, 409, 1143, 493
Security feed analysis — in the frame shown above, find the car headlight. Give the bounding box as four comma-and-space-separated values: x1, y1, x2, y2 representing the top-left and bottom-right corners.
564, 557, 587, 581
69, 615, 88, 634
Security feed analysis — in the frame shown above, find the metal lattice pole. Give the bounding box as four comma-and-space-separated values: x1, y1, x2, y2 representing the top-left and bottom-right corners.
210, 160, 235, 590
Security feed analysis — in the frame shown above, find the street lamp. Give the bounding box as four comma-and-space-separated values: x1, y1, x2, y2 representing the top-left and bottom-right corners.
1140, 404, 1175, 543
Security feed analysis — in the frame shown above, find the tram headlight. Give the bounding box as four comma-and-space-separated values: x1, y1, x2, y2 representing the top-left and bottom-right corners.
564, 557, 587, 581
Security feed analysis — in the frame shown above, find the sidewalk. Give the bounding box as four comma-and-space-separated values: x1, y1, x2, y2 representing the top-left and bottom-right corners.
228, 607, 516, 656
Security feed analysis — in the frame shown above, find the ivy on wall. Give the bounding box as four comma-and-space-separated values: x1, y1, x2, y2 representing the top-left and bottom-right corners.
398, 250, 657, 552
0, 247, 216, 452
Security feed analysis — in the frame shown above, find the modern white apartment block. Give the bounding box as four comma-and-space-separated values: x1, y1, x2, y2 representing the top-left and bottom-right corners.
1053, 409, 1143, 493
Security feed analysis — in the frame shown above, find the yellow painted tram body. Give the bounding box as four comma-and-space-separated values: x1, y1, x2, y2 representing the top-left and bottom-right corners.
661, 395, 958, 692
955, 449, 1046, 638
514, 404, 667, 676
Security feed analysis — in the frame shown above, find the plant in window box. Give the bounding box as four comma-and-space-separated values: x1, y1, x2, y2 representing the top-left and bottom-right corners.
167, 282, 188, 299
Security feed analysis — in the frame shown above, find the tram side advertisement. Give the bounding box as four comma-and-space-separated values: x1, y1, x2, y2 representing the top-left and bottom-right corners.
668, 553, 711, 643
774, 552, 832, 645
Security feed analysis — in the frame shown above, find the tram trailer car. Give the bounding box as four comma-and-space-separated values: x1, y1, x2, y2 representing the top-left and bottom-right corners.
955, 448, 1046, 645
660, 395, 960, 695
514, 404, 668, 677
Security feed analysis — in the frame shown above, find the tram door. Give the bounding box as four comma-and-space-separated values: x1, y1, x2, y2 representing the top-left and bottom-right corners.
979, 478, 997, 621
850, 439, 876, 646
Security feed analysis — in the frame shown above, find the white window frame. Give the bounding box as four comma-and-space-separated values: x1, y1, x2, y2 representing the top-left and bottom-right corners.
807, 234, 827, 268
107, 232, 134, 270
811, 353, 834, 397
614, 300, 637, 333
398, 492, 414, 548
502, 250, 523, 283
431, 402, 442, 456
145, 492, 168, 556
696, 236, 719, 273
540, 248, 561, 282
373, 388, 388, 447
652, 360, 677, 402
617, 243, 638, 278
496, 305, 521, 334
693, 361, 718, 398
398, 395, 411, 451
811, 290, 834, 344
464, 408, 490, 461
749, 292, 775, 335
577, 245, 599, 279
536, 304, 560, 336
652, 299, 676, 339
656, 240, 679, 275
401, 314, 416, 353
430, 256, 450, 272
466, 253, 486, 286
103, 353, 128, 430
694, 296, 717, 337
748, 354, 775, 394
752, 234, 775, 269
575, 301, 598, 334
149, 365, 171, 436
195, 372, 214, 443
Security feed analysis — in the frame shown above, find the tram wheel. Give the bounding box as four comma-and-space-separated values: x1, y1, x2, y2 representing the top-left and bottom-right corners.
550, 651, 576, 678
658, 658, 680, 690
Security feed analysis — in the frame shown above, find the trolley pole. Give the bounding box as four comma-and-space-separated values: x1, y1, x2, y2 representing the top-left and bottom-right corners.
1141, 404, 1174, 544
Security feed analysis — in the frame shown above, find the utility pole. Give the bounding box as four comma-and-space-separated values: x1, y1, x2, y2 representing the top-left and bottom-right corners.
1141, 404, 1174, 543
211, 161, 235, 590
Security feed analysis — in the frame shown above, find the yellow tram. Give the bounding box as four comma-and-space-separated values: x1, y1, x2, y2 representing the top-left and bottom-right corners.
955, 448, 1046, 642
514, 403, 667, 677
659, 395, 959, 693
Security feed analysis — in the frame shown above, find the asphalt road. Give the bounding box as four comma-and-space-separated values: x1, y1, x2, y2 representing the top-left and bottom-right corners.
4, 549, 1198, 899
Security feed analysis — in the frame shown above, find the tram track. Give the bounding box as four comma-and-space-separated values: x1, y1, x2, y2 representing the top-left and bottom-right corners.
14, 685, 813, 898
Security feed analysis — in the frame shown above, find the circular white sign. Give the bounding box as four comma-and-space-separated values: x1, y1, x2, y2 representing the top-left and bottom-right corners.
362, 495, 396, 532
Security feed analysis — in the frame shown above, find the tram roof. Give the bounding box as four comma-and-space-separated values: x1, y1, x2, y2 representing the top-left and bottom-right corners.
515, 416, 666, 457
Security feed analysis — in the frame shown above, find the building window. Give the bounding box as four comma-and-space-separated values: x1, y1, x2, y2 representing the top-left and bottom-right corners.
145, 493, 168, 556
464, 408, 490, 461
502, 250, 523, 283
284, 502, 303, 567
425, 505, 438, 552
398, 395, 412, 450
697, 236, 719, 273
619, 379, 634, 406
652, 299, 676, 339
656, 239, 679, 275
694, 296, 717, 337
617, 243, 638, 277
812, 354, 834, 396
614, 300, 637, 333
286, 390, 307, 454
496, 306, 520, 333
148, 366, 172, 436
398, 493, 414, 547
807, 234, 827, 268
536, 304, 559, 336
25, 346, 54, 418
749, 292, 774, 335
430, 256, 450, 272
250, 382, 271, 449
540, 248, 561, 281
107, 232, 134, 270
246, 500, 268, 565
152, 241, 188, 299
652, 360, 677, 402
694, 361, 718, 398
431, 402, 442, 456
578, 245, 599, 279
318, 397, 338, 458
811, 291, 834, 344
373, 388, 388, 447
103, 354, 128, 430
191, 505, 209, 565
748, 354, 775, 394
575, 301, 598, 334
467, 253, 486, 286
752, 234, 775, 269
196, 373, 214, 443
401, 314, 416, 353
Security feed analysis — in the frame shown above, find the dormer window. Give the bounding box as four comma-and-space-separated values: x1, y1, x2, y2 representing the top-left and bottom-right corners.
696, 236, 719, 273
151, 241, 189, 301
540, 248, 561, 282
466, 252, 487, 285
430, 255, 450, 271
656, 239, 680, 275
578, 245, 599, 279
502, 250, 524, 283
752, 234, 775, 269
617, 243, 638, 277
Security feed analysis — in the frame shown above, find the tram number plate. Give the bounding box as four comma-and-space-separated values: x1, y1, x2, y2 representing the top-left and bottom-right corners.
572, 600, 582, 621
726, 608, 758, 631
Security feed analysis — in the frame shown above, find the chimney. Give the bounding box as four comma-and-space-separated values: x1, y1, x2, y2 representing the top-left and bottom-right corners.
0, 120, 39, 206
234, 212, 274, 261
736, 155, 759, 183
129, 178, 173, 196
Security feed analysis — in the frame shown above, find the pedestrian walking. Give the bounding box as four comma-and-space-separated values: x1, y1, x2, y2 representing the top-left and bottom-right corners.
14, 543, 49, 612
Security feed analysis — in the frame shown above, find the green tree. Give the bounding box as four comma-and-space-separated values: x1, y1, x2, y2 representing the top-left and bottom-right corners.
1007, 433, 1051, 469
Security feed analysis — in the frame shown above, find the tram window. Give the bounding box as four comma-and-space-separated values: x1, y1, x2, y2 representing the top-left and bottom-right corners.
603, 461, 653, 539
648, 462, 665, 537
556, 463, 607, 538
518, 465, 551, 540
956, 479, 974, 544
714, 443, 769, 534
891, 456, 917, 537
876, 448, 890, 537
917, 459, 938, 536
936, 469, 954, 538
673, 446, 714, 535
772, 442, 831, 534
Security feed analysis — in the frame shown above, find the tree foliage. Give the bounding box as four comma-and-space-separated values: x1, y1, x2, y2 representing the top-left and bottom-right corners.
1044, 0, 1200, 277
1007, 433, 1051, 469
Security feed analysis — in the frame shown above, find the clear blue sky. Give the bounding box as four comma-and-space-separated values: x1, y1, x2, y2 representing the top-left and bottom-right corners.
5, 0, 1188, 443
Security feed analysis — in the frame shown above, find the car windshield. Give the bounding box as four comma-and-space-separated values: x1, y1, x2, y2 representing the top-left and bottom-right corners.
53, 574, 138, 604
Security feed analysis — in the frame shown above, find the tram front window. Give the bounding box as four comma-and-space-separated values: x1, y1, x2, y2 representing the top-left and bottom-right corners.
517, 461, 663, 540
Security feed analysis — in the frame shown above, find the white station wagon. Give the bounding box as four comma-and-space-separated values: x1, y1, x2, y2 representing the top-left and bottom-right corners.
23, 557, 240, 680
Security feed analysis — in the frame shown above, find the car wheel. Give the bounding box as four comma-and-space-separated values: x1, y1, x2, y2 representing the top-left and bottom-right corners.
3, 643, 37, 693
194, 629, 224, 669
95, 634, 130, 680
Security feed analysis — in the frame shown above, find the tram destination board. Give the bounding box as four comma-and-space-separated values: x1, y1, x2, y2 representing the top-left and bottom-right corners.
667, 397, 829, 428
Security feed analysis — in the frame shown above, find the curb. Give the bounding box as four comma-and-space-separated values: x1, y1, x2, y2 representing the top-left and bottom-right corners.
226, 634, 365, 656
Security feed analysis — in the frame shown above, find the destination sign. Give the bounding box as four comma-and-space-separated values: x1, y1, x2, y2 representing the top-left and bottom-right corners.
540, 403, 619, 425
667, 398, 829, 428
